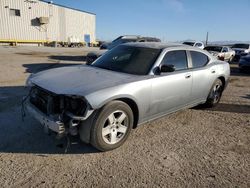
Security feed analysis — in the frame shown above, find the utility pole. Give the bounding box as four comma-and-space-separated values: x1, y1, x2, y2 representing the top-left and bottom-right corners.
205, 32, 209, 46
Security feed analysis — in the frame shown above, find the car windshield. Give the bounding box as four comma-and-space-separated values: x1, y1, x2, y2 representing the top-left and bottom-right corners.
232, 44, 249, 49
204, 46, 222, 52
183, 42, 195, 46
92, 45, 161, 75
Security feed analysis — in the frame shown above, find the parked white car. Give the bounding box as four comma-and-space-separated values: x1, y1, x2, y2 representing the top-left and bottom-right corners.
183, 41, 205, 49
204, 46, 235, 62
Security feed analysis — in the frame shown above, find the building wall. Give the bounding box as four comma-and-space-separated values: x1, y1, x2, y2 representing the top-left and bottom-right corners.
0, 0, 96, 42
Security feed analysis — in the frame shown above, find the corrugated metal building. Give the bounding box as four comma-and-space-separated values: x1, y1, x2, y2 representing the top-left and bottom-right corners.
0, 0, 96, 44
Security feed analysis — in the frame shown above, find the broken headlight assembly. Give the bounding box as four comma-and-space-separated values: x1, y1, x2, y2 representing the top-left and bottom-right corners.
64, 96, 88, 117
28, 86, 91, 119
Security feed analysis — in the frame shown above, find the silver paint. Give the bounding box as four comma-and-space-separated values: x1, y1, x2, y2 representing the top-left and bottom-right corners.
27, 43, 230, 126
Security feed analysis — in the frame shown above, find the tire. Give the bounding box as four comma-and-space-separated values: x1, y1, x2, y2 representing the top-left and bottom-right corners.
86, 55, 96, 65
90, 101, 134, 151
204, 79, 223, 108
86, 52, 98, 65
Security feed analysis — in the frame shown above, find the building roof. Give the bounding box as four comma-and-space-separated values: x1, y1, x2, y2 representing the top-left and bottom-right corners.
40, 0, 96, 15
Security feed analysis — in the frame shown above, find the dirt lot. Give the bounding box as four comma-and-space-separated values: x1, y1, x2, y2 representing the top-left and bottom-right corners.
0, 46, 249, 188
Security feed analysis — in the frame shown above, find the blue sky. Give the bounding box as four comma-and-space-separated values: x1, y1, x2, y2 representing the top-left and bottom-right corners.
52, 0, 250, 42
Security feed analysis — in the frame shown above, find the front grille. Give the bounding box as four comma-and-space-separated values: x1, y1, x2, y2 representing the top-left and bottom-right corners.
30, 86, 61, 115
29, 86, 87, 117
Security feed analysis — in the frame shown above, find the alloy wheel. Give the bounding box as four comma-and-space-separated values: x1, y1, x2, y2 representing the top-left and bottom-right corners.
102, 110, 128, 145
212, 83, 222, 103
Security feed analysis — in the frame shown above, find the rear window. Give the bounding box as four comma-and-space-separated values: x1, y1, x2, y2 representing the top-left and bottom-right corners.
190, 51, 209, 68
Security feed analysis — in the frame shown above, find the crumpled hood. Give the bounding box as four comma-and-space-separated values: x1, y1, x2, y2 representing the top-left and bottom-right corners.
30, 65, 141, 96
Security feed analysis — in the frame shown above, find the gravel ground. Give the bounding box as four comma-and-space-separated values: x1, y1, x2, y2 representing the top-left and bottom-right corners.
0, 46, 249, 188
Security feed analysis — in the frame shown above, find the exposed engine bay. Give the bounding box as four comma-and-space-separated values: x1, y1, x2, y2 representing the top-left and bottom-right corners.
23, 85, 94, 138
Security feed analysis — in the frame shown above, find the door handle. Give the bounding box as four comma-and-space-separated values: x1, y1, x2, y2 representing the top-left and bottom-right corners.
211, 69, 216, 74
185, 74, 191, 79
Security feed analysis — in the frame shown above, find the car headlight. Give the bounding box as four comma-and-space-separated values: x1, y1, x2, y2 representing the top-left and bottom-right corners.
244, 49, 250, 54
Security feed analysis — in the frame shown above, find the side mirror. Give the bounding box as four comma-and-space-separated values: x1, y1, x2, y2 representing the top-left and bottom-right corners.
160, 64, 175, 73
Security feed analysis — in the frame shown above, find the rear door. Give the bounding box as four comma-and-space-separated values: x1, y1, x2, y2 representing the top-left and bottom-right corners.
150, 50, 193, 117
188, 51, 217, 103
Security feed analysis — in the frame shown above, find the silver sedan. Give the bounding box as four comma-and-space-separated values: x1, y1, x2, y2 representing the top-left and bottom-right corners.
25, 43, 230, 151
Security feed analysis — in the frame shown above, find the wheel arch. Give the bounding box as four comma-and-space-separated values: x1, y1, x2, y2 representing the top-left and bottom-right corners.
218, 76, 226, 90
95, 96, 140, 129
116, 98, 139, 129
79, 96, 140, 144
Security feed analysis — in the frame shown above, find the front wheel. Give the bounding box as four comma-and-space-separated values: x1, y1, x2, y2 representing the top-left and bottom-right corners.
205, 79, 223, 108
90, 101, 134, 151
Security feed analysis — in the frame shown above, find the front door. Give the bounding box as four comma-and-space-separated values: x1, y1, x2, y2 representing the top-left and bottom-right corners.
150, 50, 192, 117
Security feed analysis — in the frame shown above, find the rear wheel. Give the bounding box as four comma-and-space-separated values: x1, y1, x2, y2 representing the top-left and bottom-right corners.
90, 101, 133, 151
205, 79, 223, 108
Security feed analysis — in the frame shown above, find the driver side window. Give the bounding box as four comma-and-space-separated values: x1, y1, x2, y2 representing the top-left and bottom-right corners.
161, 50, 188, 71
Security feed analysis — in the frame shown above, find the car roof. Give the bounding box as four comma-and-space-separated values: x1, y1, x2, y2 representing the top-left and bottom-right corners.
123, 42, 202, 50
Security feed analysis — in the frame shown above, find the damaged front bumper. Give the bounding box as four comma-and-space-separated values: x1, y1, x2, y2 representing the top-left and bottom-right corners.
24, 99, 94, 138
22, 85, 95, 139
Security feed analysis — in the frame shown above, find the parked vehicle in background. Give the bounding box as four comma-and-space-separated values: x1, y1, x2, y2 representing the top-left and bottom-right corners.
95, 40, 106, 47
204, 46, 235, 62
183, 41, 205, 49
103, 35, 161, 50
239, 55, 250, 73
232, 43, 250, 61
25, 42, 230, 151
100, 43, 110, 50
86, 35, 161, 65
47, 41, 85, 48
